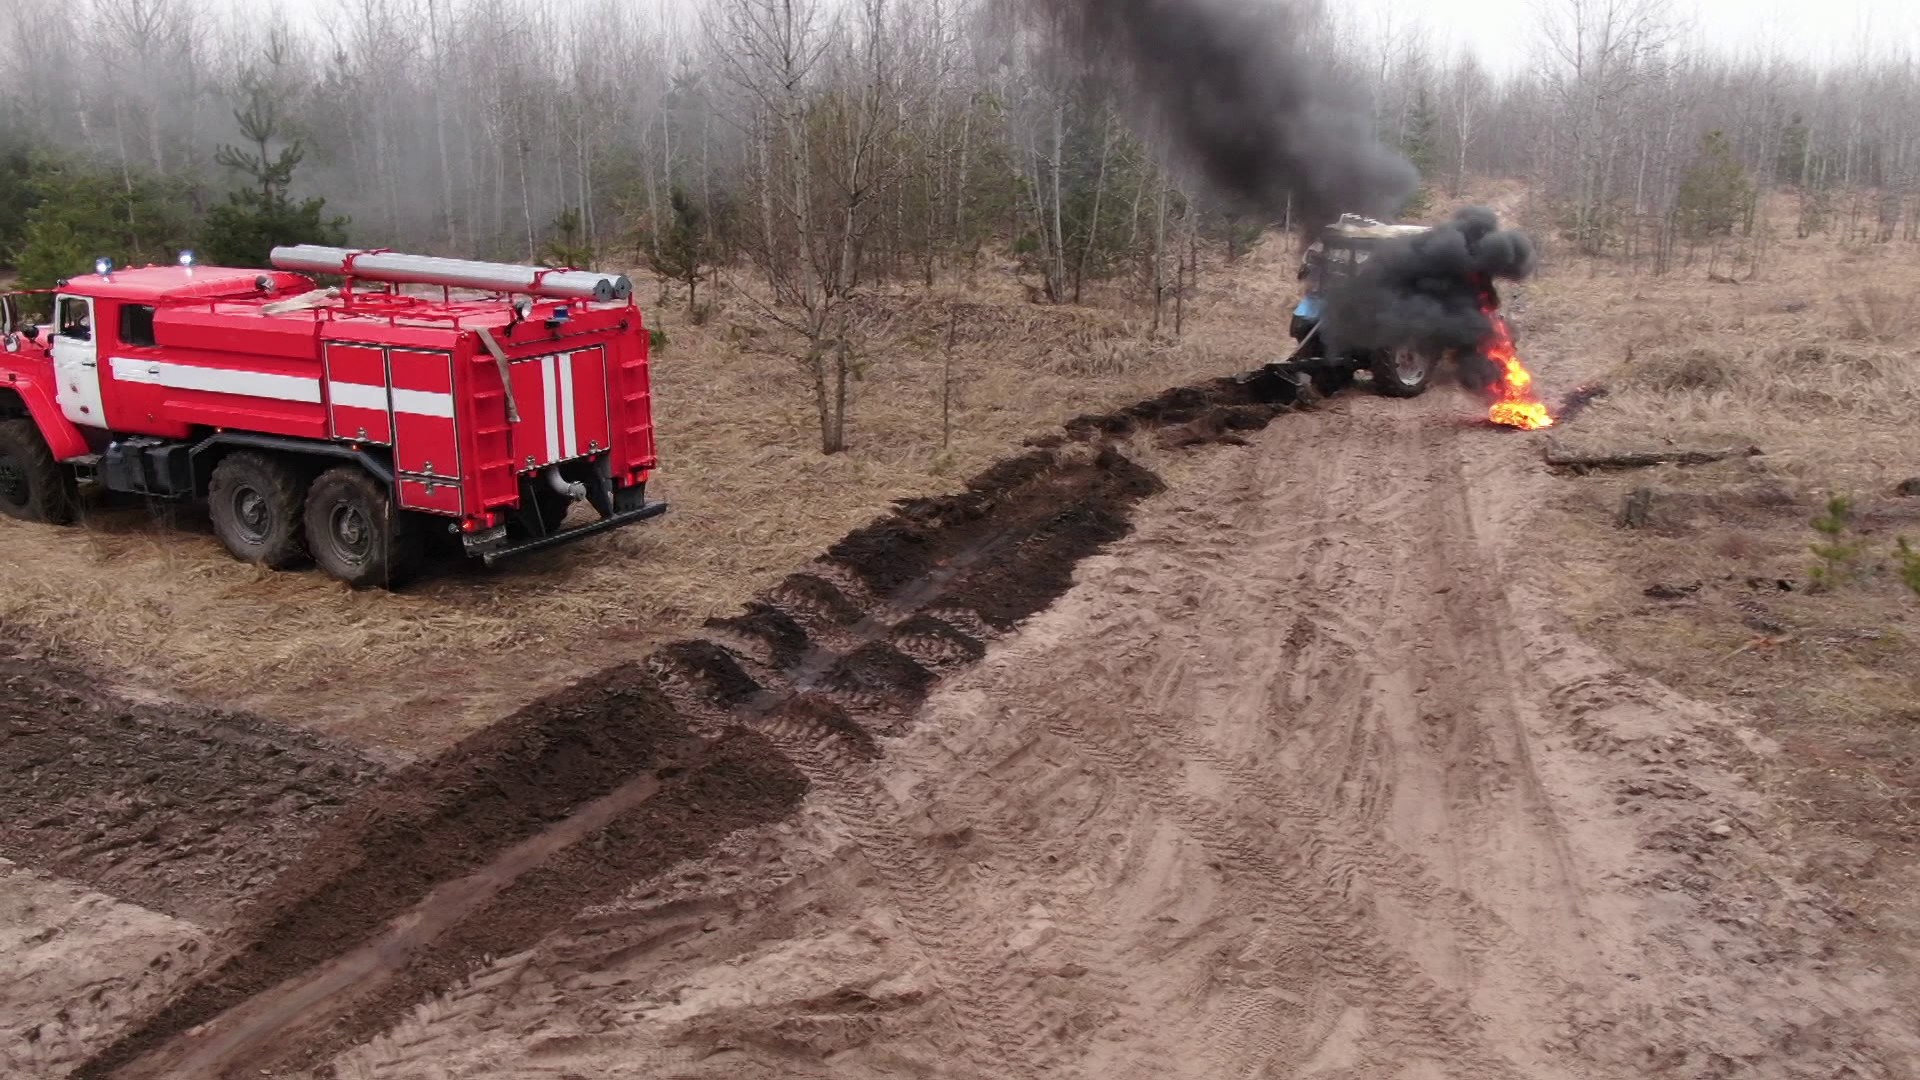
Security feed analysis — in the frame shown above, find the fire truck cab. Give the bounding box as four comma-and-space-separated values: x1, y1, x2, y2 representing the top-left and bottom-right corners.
0, 248, 664, 587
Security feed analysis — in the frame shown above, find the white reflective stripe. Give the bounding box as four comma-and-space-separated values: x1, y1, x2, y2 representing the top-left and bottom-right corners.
327, 381, 388, 411
326, 381, 455, 419
557, 351, 577, 459
110, 357, 321, 404
541, 354, 561, 463
392, 388, 455, 419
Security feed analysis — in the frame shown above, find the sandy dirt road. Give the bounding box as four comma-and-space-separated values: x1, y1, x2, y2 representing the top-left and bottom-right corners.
11, 366, 1914, 1078
0, 862, 209, 1080
257, 386, 1911, 1079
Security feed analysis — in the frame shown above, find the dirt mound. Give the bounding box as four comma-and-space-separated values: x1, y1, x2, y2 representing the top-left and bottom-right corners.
1056, 372, 1295, 443
708, 602, 813, 667
250, 730, 808, 1077
773, 572, 868, 626
826, 446, 1164, 627
74, 667, 712, 1078
657, 639, 765, 706
0, 640, 382, 923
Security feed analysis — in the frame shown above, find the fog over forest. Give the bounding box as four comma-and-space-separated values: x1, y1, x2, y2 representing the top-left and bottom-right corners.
3, 0, 1917, 298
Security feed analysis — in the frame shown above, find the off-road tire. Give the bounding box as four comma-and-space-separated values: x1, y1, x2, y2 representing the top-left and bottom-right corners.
0, 418, 75, 525
305, 466, 422, 589
208, 451, 309, 567
1371, 346, 1437, 398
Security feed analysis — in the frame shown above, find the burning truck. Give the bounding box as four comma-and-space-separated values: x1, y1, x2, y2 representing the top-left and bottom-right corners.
0, 247, 664, 587
1275, 209, 1551, 430
1285, 216, 1440, 398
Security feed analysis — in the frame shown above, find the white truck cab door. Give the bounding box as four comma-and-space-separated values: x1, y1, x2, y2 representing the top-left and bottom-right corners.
51, 294, 106, 428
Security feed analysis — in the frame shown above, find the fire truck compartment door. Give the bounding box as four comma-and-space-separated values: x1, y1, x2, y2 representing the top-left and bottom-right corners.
323, 344, 394, 445
51, 295, 106, 428
389, 349, 460, 483
508, 347, 611, 470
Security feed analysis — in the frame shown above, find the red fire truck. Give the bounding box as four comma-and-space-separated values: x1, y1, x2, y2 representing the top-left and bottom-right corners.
0, 247, 664, 587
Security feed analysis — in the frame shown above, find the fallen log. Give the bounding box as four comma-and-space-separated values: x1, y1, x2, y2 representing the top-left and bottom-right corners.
1545, 441, 1762, 470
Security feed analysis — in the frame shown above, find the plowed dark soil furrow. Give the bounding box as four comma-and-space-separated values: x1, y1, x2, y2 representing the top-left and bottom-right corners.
0, 644, 383, 924
143, 733, 808, 1079
75, 670, 706, 1079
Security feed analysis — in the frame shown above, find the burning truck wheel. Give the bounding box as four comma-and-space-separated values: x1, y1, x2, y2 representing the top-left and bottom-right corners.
0, 247, 670, 588
1370, 345, 1439, 398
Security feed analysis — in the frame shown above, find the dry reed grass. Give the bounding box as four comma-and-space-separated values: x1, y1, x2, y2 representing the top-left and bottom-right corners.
1513, 199, 1920, 492
1523, 195, 1920, 932
0, 246, 1302, 752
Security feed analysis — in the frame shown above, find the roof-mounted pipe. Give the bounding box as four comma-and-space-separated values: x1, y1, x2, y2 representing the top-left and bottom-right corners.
270, 245, 633, 303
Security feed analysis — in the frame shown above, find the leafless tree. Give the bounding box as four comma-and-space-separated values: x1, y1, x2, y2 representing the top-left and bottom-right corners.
4, 0, 1919, 463
1533, 0, 1678, 253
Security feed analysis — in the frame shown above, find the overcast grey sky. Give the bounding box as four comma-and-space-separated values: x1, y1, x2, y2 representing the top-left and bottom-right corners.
279, 0, 1917, 74
1354, 0, 1918, 73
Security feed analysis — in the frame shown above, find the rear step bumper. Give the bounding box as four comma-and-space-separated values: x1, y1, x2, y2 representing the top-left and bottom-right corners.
474, 501, 669, 565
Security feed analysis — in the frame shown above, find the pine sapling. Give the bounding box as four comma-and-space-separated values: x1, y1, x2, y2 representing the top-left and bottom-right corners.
1897, 537, 1920, 598
1809, 494, 1866, 590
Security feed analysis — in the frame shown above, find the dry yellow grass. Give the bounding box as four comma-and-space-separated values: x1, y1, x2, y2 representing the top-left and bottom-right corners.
1511, 195, 1918, 487
0, 245, 1305, 753
1514, 194, 1920, 936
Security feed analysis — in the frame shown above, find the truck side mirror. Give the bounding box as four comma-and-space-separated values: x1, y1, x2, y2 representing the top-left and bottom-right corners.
23, 325, 39, 341
3, 334, 17, 354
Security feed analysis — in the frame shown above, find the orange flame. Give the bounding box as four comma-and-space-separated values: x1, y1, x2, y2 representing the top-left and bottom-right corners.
1481, 296, 1553, 431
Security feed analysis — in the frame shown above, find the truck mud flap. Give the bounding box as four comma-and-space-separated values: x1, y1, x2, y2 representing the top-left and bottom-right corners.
477, 501, 668, 565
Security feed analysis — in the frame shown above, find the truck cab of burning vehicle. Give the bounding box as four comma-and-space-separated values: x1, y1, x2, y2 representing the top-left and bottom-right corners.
1280, 216, 1441, 400
0, 248, 666, 588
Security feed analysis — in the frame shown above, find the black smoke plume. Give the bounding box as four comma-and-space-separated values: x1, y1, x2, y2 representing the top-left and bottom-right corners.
1011, 0, 1418, 229
1319, 206, 1536, 383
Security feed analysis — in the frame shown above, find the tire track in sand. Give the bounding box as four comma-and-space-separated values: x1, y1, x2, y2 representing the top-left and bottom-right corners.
1039, 701, 1529, 1080
978, 398, 1606, 1079
1113, 406, 1559, 966
749, 720, 1043, 1073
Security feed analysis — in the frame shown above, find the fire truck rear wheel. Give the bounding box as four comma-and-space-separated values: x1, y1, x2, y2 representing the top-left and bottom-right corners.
208, 451, 309, 568
305, 467, 422, 589
0, 419, 74, 525
1372, 346, 1437, 398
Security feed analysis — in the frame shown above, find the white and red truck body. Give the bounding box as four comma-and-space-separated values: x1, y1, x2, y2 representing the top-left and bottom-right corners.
0, 250, 665, 577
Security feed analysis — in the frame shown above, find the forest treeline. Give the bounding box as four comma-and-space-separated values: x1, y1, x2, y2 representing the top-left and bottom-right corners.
3, 0, 1914, 449
5, 0, 1917, 274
